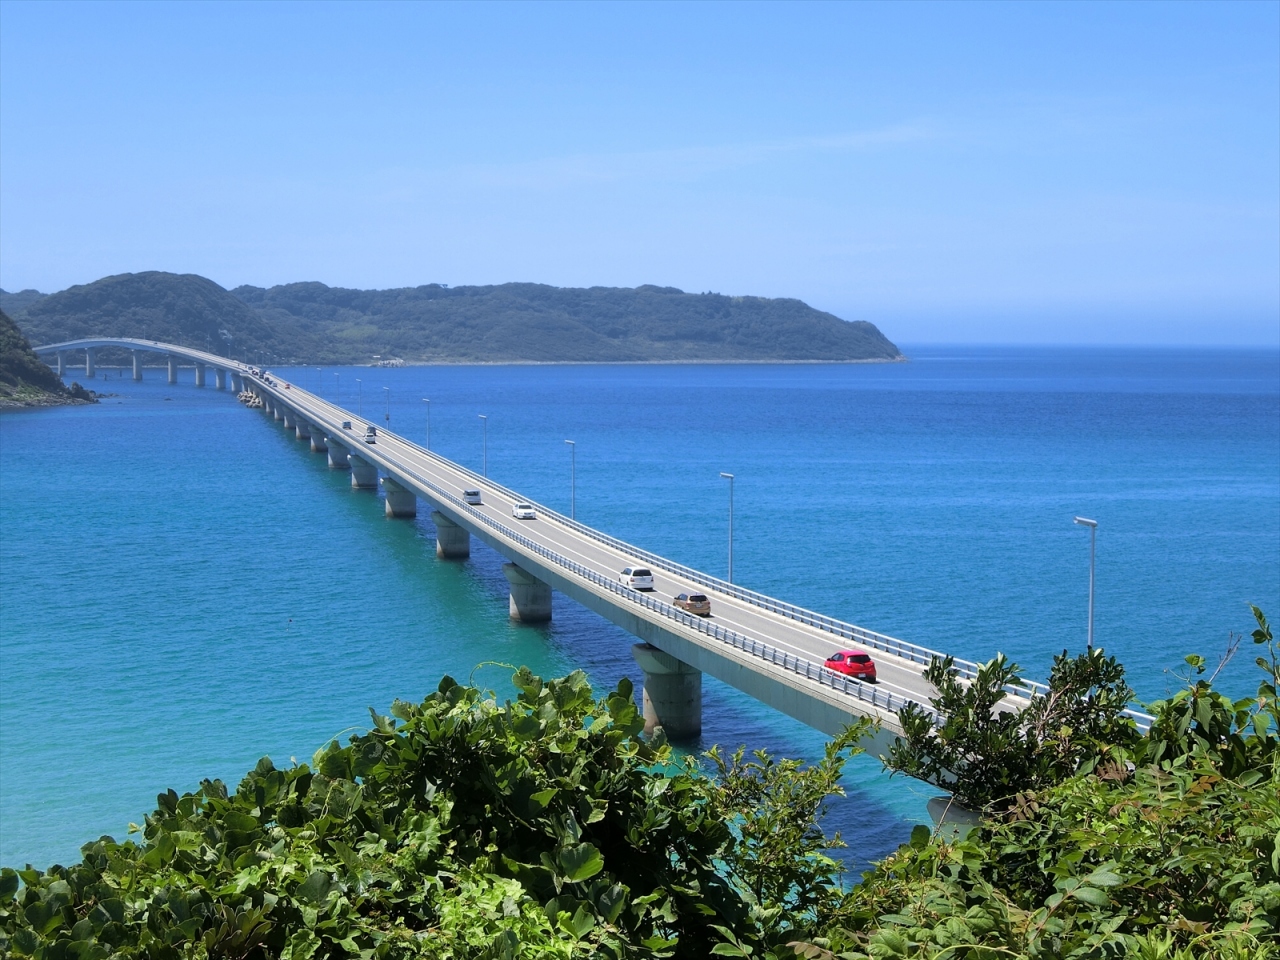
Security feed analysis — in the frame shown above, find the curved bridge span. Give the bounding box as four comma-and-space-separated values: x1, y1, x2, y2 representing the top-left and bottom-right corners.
35, 338, 1147, 756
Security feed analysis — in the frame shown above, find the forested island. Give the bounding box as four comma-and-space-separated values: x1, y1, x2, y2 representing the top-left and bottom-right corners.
0, 309, 95, 408
4, 611, 1276, 958
2, 272, 903, 365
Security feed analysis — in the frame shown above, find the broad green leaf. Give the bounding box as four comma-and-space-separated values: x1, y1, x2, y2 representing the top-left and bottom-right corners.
559, 842, 604, 883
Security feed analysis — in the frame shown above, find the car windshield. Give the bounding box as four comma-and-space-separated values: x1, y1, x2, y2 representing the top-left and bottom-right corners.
850, 655, 871, 664
829, 654, 844, 662
689, 595, 707, 602
633, 569, 652, 578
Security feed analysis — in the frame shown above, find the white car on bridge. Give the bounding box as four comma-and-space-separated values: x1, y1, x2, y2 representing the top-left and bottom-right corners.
619, 567, 655, 591
512, 502, 537, 520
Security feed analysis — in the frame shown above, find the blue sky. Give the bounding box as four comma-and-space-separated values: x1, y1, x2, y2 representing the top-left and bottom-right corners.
1, 1, 1276, 344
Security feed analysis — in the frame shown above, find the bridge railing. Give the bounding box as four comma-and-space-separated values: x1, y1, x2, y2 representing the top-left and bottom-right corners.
382, 458, 935, 724
258, 376, 1153, 729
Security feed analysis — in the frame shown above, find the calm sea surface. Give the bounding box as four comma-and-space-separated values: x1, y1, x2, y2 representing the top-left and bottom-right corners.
2, 345, 1278, 873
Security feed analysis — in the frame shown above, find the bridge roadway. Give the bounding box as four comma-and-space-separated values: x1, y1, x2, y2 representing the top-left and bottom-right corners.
38, 338, 1147, 758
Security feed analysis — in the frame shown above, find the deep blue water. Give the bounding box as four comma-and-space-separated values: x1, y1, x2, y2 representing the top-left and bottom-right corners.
2, 345, 1277, 874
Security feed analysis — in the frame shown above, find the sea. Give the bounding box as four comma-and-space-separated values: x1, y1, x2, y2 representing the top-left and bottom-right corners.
2, 345, 1278, 875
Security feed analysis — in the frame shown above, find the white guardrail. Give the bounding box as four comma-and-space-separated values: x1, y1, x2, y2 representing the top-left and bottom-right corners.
255, 372, 1153, 730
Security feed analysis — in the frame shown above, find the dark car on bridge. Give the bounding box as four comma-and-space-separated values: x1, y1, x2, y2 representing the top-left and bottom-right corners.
823, 650, 877, 683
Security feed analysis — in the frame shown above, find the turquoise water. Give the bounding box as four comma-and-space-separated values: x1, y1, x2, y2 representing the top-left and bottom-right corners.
2, 346, 1278, 873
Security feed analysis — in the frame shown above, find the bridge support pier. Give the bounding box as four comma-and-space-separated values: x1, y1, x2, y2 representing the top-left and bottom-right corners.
431, 511, 470, 558
167, 356, 178, 384
503, 563, 552, 622
132, 350, 143, 381
57, 351, 66, 376
294, 419, 310, 440
85, 349, 96, 378
326, 441, 350, 470
272, 401, 283, 421
310, 429, 328, 453
214, 368, 227, 390
282, 409, 295, 429
231, 373, 243, 393
348, 453, 378, 489
194, 362, 206, 387
631, 643, 702, 740
381, 477, 417, 518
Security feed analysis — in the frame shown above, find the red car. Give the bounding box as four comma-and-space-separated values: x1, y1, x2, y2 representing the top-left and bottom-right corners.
823, 650, 877, 683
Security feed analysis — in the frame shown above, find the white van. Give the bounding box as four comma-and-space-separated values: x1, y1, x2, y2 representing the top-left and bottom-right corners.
364, 425, 377, 443
463, 489, 483, 505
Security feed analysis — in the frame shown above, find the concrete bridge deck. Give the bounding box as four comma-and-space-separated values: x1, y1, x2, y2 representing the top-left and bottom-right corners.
35, 338, 1152, 757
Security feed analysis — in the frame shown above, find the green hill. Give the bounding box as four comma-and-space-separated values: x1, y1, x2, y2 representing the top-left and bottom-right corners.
0, 309, 92, 407
13, 272, 902, 365
14, 272, 317, 364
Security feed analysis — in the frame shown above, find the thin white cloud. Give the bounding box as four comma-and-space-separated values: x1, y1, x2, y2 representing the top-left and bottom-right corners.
376, 122, 938, 196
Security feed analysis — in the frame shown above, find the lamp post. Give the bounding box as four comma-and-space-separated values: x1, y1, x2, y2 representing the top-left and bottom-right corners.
565, 440, 576, 519
478, 415, 488, 477
422, 399, 430, 450
1074, 516, 1098, 651
384, 387, 390, 426
356, 379, 363, 416
316, 367, 321, 394
720, 472, 735, 583
333, 372, 340, 402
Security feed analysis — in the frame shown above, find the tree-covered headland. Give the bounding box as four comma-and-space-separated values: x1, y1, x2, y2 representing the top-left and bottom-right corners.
3, 609, 1276, 959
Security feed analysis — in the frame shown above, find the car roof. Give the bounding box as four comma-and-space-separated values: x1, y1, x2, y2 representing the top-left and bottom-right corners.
830, 649, 872, 658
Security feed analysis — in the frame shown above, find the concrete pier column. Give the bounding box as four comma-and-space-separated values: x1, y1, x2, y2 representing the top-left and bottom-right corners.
310, 430, 328, 453
231, 373, 243, 393
272, 400, 284, 421
431, 511, 471, 559
631, 643, 702, 739
326, 440, 350, 470
348, 453, 378, 489
85, 349, 96, 378
282, 409, 295, 430
381, 477, 417, 518
194, 362, 206, 387
502, 563, 552, 623
132, 350, 143, 381
294, 419, 310, 440
56, 351, 66, 376
214, 368, 227, 390
166, 356, 178, 384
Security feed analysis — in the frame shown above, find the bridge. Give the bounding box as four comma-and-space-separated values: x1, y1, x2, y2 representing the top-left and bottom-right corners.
36, 338, 1142, 759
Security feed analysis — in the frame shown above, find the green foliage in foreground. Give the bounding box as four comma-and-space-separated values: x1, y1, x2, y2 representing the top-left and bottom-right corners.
3, 610, 1277, 959
0, 670, 865, 959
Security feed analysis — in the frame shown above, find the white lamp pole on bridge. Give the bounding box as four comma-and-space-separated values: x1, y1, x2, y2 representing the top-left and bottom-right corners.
333, 372, 340, 401
384, 387, 390, 426
316, 367, 321, 393
357, 379, 363, 416
422, 398, 430, 450
1074, 516, 1098, 651
479, 414, 488, 477
720, 472, 735, 583
565, 440, 576, 519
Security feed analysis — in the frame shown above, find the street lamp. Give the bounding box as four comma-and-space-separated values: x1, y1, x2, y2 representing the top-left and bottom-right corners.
356, 378, 363, 416
720, 472, 735, 583
478, 415, 488, 477
384, 386, 390, 425
1074, 516, 1098, 651
565, 440, 576, 519
333, 372, 340, 402
422, 398, 430, 450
